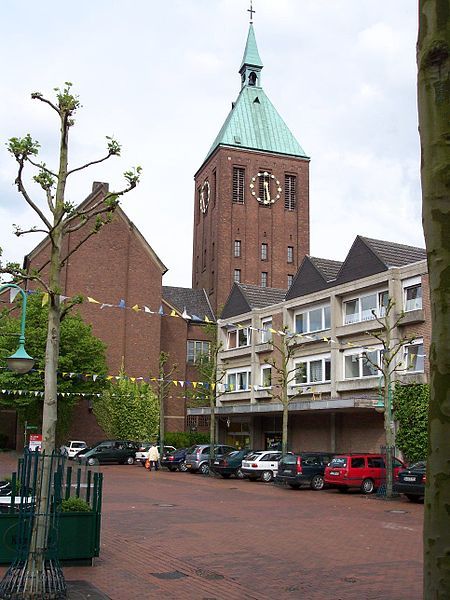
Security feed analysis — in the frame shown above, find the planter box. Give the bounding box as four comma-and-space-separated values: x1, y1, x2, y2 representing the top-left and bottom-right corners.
0, 510, 101, 564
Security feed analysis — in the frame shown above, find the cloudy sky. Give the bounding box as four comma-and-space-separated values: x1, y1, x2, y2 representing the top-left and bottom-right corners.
0, 0, 422, 288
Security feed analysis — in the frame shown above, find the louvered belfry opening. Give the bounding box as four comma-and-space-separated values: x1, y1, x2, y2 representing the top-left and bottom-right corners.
232, 167, 245, 203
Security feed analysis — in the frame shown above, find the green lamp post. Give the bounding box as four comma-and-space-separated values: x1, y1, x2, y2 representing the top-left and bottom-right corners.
0, 283, 34, 374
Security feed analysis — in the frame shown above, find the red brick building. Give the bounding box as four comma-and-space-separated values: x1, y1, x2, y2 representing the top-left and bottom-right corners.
192, 23, 310, 313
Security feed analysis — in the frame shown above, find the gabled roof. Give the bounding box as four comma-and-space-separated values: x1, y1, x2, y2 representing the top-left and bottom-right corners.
205, 86, 308, 162
162, 286, 215, 322
361, 237, 427, 267
24, 182, 168, 276
221, 283, 286, 319
309, 257, 343, 282
286, 236, 426, 300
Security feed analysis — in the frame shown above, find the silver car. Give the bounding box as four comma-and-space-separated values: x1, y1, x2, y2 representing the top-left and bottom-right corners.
185, 444, 235, 475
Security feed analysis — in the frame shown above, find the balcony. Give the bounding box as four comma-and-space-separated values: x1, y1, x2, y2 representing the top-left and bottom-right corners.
221, 345, 252, 359
398, 309, 425, 325
255, 342, 272, 354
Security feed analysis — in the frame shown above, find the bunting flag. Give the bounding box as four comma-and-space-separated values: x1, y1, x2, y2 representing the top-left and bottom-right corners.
0, 388, 101, 398
41, 293, 49, 307
9, 288, 20, 302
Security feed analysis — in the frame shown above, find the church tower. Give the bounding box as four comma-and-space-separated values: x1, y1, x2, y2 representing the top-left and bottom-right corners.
192, 16, 310, 314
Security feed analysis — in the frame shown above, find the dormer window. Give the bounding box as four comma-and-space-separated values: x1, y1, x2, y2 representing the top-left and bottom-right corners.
249, 71, 257, 86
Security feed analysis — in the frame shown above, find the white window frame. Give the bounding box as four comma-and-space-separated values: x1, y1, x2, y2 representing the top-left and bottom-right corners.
294, 304, 331, 334
234, 240, 241, 258
226, 367, 252, 392
293, 353, 331, 385
234, 269, 241, 283
261, 272, 268, 287
187, 340, 210, 364
261, 243, 268, 260
403, 338, 424, 373
343, 347, 382, 379
260, 317, 273, 344
226, 326, 251, 349
260, 365, 272, 388
402, 276, 422, 312
343, 290, 388, 325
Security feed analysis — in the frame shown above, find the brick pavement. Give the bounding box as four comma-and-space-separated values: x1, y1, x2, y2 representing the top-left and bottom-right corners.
0, 455, 423, 599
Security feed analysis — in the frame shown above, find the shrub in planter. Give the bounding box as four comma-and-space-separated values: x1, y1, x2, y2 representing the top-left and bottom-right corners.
60, 497, 92, 512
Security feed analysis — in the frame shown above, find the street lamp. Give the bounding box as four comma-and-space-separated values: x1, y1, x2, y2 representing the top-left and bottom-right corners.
0, 283, 34, 374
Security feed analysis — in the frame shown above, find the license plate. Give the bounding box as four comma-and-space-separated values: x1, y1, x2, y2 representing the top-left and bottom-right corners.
329, 471, 339, 476
403, 476, 416, 482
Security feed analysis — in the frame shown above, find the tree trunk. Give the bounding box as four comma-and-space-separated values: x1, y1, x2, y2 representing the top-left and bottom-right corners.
209, 386, 216, 470
417, 1, 450, 597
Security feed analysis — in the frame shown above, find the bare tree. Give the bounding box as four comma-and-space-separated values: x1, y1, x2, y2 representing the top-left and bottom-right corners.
155, 351, 177, 460
363, 299, 418, 499
417, 2, 450, 596
265, 328, 306, 456
0, 83, 140, 597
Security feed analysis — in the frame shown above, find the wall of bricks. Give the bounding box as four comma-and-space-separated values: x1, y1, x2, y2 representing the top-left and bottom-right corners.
192, 147, 310, 313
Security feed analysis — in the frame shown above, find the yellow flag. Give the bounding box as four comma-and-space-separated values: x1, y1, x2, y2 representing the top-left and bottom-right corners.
41, 293, 49, 307
131, 304, 140, 312
170, 309, 179, 318
87, 296, 100, 304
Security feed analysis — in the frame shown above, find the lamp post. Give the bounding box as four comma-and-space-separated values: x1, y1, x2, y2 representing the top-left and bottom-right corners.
0, 283, 34, 374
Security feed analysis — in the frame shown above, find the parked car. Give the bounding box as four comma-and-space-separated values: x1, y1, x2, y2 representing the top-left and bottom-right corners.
160, 448, 189, 472
211, 449, 253, 479
241, 450, 283, 482
135, 443, 176, 466
76, 440, 139, 466
324, 453, 406, 494
394, 461, 426, 502
185, 444, 235, 475
60, 440, 87, 459
275, 452, 335, 490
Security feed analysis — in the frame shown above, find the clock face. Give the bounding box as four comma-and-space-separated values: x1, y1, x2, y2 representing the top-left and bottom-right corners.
200, 181, 210, 213
249, 172, 282, 205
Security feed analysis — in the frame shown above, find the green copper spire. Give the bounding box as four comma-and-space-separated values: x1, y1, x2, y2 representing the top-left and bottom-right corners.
240, 24, 263, 72
202, 19, 308, 163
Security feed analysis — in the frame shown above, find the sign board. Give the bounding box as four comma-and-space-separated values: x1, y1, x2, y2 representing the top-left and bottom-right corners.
29, 434, 42, 452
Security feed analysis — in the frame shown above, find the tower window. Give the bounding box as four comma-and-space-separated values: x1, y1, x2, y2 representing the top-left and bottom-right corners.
213, 170, 217, 206
261, 243, 268, 260
234, 240, 241, 258
287, 246, 294, 263
234, 269, 241, 283
249, 71, 257, 86
232, 167, 245, 203
285, 175, 297, 210
261, 272, 268, 287
288, 274, 294, 288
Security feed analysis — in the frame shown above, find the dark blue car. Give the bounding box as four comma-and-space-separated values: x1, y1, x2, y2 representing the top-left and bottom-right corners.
160, 447, 189, 472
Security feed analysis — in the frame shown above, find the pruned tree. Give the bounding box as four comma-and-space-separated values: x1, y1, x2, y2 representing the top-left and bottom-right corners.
363, 299, 418, 498
417, 1, 450, 597
186, 324, 225, 471
0, 83, 141, 597
264, 327, 306, 456
154, 351, 178, 459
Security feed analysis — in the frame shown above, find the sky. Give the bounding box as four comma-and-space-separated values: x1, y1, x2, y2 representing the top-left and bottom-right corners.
0, 0, 422, 288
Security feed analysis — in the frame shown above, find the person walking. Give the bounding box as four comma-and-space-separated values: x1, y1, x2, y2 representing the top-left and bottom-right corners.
147, 443, 160, 471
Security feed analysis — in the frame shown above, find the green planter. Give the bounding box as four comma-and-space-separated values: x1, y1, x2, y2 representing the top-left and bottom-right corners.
0, 510, 101, 564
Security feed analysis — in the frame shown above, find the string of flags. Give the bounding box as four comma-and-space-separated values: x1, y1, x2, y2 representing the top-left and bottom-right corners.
0, 389, 101, 399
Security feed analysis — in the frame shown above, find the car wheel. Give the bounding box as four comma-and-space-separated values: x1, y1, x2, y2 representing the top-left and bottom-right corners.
235, 468, 244, 479
221, 473, 231, 479
199, 463, 209, 475
126, 456, 134, 465
289, 484, 300, 490
361, 478, 375, 494
261, 470, 273, 483
87, 457, 96, 467
405, 494, 423, 503
310, 474, 325, 491
178, 462, 188, 472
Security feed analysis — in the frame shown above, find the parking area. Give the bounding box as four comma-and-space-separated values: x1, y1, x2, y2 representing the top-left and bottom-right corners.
0, 456, 423, 599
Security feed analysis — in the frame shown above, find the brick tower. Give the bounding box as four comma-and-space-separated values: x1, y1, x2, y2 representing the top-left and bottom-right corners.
192, 20, 310, 314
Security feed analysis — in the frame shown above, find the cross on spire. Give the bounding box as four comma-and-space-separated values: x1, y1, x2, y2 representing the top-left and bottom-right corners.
247, 0, 255, 23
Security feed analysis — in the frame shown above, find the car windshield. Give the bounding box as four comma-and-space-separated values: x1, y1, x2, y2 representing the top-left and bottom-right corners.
225, 451, 240, 459
280, 454, 297, 464
71, 442, 86, 448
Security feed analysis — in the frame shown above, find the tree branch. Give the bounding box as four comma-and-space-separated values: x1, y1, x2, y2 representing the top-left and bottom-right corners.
14, 163, 52, 230
66, 153, 114, 176
31, 93, 60, 115
27, 158, 57, 179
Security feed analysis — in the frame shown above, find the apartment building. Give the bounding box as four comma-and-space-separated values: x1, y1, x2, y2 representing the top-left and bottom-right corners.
188, 236, 428, 453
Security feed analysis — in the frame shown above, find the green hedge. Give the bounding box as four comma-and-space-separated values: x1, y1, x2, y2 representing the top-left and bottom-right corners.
393, 383, 428, 464
164, 431, 209, 449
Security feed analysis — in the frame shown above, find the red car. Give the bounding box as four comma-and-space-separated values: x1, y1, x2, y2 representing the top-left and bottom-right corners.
324, 453, 405, 494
